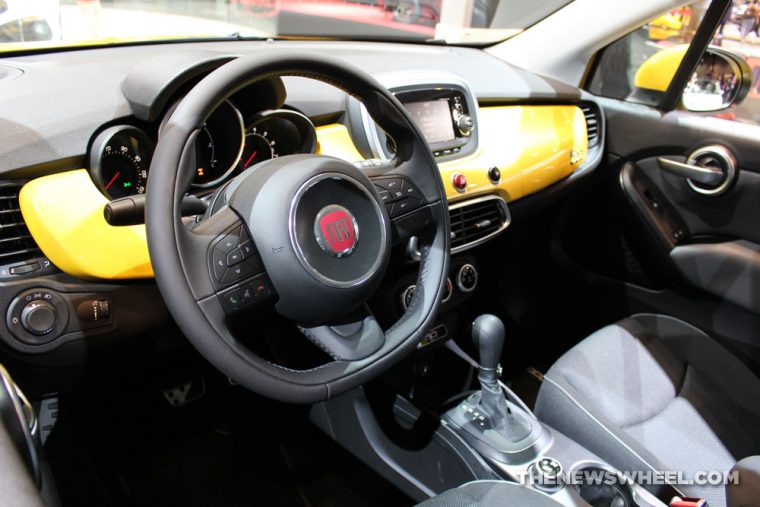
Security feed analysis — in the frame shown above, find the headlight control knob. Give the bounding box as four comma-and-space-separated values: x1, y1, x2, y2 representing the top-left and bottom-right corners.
20, 301, 57, 336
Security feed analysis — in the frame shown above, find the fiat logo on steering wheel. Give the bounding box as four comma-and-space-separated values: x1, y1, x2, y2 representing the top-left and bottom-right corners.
314, 205, 359, 257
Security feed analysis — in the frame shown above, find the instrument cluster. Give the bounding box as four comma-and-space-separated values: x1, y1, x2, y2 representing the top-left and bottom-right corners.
88, 101, 317, 200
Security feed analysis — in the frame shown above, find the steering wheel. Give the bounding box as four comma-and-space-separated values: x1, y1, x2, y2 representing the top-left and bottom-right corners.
146, 53, 449, 404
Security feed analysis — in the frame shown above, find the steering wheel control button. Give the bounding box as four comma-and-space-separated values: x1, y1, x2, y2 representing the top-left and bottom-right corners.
218, 228, 241, 253
452, 172, 467, 192
226, 247, 244, 266
240, 242, 255, 258
375, 178, 403, 192
212, 250, 227, 281
456, 263, 478, 293
400, 180, 422, 202
6, 288, 70, 346
210, 225, 264, 287
221, 262, 255, 285
219, 276, 272, 313
372, 176, 425, 220
314, 205, 359, 258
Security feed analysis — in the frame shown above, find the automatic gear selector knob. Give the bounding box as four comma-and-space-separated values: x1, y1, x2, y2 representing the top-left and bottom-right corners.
472, 314, 505, 375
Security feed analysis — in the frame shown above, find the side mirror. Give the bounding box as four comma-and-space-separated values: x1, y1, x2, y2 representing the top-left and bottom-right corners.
681, 47, 753, 113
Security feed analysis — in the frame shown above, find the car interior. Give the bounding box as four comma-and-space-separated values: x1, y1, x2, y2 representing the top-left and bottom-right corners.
0, 0, 759, 506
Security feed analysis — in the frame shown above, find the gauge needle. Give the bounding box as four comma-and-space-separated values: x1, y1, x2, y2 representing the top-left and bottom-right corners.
104, 171, 121, 190
243, 151, 258, 168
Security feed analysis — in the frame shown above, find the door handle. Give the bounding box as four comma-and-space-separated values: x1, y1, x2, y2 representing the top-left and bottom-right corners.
657, 157, 725, 186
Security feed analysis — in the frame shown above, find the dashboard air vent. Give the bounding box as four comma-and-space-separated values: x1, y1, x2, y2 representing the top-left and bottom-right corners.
0, 183, 41, 265
449, 196, 511, 253
580, 104, 600, 149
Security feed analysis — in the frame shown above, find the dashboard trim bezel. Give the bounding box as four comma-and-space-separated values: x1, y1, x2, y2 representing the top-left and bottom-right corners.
449, 194, 511, 255
355, 73, 481, 164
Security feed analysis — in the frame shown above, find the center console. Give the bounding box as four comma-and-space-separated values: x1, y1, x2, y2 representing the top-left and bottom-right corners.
441, 314, 664, 507
310, 313, 674, 507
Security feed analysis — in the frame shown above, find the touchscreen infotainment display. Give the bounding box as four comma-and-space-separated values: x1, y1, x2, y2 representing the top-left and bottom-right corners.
404, 100, 455, 145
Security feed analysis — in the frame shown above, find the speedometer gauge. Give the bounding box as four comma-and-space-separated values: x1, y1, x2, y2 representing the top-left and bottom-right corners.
89, 126, 153, 199
237, 110, 316, 174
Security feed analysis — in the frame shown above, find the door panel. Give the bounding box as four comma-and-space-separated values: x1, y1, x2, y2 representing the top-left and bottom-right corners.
567, 96, 760, 369
670, 240, 760, 314
633, 155, 760, 246
601, 98, 760, 314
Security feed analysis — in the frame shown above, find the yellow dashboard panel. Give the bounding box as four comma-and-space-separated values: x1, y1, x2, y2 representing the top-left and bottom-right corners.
19, 170, 153, 280
316, 104, 588, 203
20, 104, 587, 281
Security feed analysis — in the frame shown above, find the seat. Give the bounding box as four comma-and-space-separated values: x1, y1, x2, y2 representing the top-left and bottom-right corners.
416, 481, 563, 507
535, 314, 760, 507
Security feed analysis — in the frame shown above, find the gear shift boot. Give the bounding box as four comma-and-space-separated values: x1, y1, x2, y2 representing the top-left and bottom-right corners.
443, 315, 550, 465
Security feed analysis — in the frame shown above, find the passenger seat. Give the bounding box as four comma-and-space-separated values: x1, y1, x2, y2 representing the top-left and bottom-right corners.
535, 314, 760, 507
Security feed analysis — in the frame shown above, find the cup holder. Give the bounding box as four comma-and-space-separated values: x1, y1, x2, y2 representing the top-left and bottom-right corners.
573, 466, 637, 507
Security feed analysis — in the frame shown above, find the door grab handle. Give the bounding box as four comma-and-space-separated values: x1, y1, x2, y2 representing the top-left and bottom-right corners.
657, 157, 724, 186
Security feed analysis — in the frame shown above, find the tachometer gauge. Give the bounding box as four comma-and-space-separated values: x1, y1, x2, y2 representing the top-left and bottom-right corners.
239, 127, 277, 170
89, 126, 153, 199
193, 100, 245, 187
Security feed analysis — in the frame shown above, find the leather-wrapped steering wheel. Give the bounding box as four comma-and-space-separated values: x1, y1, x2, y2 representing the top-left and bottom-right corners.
146, 53, 449, 403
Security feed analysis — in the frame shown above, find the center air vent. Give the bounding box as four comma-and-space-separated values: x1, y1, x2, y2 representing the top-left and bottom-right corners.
449, 196, 511, 253
0, 183, 41, 265
580, 104, 600, 149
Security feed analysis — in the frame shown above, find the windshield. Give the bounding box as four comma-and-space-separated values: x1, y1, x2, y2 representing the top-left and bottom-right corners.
0, 0, 573, 53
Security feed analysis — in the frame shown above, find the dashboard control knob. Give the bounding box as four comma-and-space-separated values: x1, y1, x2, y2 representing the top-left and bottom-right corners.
456, 263, 478, 293
488, 166, 501, 184
20, 301, 57, 336
400, 285, 416, 311
456, 115, 474, 136
452, 173, 467, 193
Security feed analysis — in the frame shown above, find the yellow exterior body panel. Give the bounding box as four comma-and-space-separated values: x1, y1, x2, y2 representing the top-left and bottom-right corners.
19, 170, 153, 280
634, 44, 688, 92
317, 105, 588, 203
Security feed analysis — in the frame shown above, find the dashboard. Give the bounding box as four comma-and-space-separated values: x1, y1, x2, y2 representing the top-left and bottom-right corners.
0, 40, 605, 361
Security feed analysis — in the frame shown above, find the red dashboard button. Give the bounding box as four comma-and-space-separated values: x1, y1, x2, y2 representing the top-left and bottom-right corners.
452, 173, 467, 192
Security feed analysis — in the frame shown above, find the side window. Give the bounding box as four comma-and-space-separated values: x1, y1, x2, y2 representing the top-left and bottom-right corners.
588, 3, 712, 105
589, 1, 759, 125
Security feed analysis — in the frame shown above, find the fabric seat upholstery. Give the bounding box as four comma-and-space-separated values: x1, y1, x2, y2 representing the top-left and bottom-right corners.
535, 314, 760, 507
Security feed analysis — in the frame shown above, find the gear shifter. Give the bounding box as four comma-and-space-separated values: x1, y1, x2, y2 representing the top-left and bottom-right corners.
471, 315, 532, 442
443, 314, 549, 465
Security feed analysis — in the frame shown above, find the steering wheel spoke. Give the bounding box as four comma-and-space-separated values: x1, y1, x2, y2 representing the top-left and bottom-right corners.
298, 307, 385, 361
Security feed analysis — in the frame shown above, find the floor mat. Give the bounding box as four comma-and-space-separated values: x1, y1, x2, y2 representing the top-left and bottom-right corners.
45, 366, 412, 507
